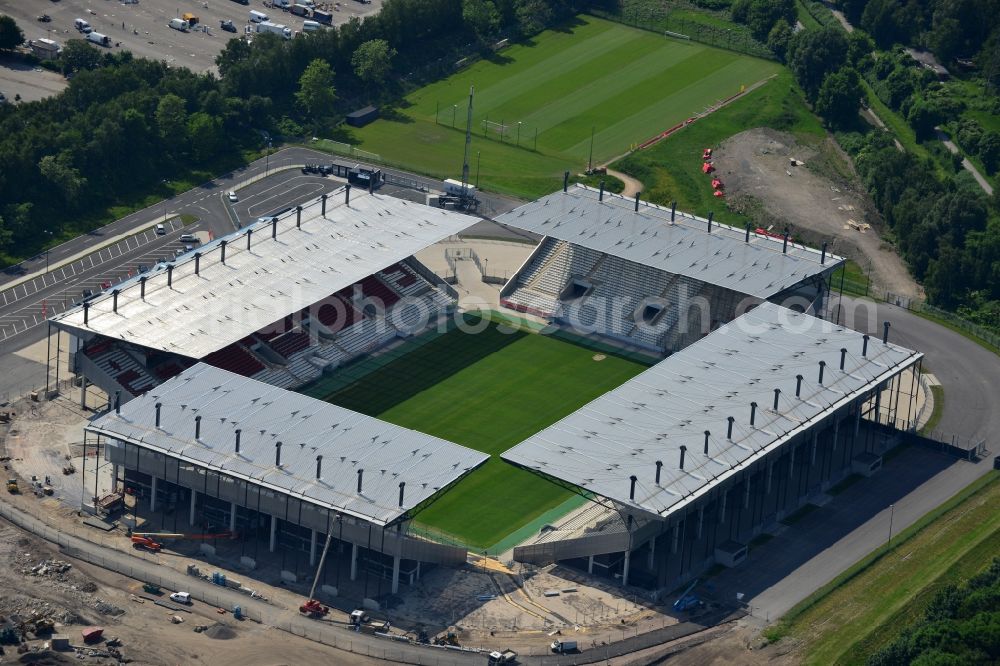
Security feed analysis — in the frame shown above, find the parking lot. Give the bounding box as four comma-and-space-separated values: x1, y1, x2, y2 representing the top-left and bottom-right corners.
0, 217, 205, 345
0, 0, 384, 78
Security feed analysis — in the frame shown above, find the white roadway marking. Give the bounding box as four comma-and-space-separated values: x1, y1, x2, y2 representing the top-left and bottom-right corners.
245, 181, 328, 217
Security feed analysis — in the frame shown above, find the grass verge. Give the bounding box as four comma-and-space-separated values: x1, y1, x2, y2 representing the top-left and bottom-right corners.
919, 384, 945, 434
765, 471, 1000, 665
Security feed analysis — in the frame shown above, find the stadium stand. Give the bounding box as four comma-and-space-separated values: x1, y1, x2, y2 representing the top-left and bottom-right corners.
202, 343, 266, 377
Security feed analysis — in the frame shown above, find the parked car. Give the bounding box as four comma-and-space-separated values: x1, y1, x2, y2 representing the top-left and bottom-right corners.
179, 233, 197, 243
37, 14, 52, 22
137, 264, 149, 274
227, 191, 238, 202
155, 223, 166, 235
100, 281, 111, 290
169, 591, 191, 604
220, 19, 236, 32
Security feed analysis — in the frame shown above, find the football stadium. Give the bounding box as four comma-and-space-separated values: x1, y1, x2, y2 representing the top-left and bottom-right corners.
47, 184, 924, 602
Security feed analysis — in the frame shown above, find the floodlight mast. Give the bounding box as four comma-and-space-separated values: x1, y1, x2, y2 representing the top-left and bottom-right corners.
461, 85, 474, 202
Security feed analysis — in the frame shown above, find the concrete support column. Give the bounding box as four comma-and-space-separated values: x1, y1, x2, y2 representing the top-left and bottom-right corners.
80, 375, 87, 409
855, 402, 862, 435
697, 507, 704, 539
833, 419, 840, 451
111, 465, 120, 494
647, 537, 655, 569
766, 463, 773, 495
587, 555, 594, 574
391, 555, 401, 594
189, 489, 197, 526
811, 431, 818, 465
150, 476, 158, 512
350, 543, 358, 581
269, 515, 277, 553
744, 478, 751, 508
719, 490, 727, 524
622, 550, 630, 587
416, 560, 422, 581
309, 529, 318, 567
229, 502, 237, 532
789, 448, 796, 479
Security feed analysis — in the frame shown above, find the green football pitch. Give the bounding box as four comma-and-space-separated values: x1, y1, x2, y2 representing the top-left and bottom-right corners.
309, 320, 648, 551
339, 15, 781, 199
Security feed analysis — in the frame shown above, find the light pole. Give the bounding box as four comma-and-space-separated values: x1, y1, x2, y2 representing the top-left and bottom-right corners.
475, 150, 481, 188
42, 230, 53, 274
517, 121, 521, 147
264, 139, 272, 175
887, 503, 895, 546
452, 104, 457, 128
161, 179, 169, 223
588, 125, 595, 172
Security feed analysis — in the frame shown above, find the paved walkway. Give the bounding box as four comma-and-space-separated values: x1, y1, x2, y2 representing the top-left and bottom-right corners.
937, 129, 994, 195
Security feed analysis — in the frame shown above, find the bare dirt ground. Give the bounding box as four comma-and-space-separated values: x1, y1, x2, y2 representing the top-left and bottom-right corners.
0, 56, 67, 104
714, 128, 922, 300
619, 620, 802, 666
0, 520, 378, 665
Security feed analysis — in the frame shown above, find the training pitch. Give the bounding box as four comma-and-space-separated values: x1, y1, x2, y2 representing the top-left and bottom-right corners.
309, 320, 648, 551
342, 15, 781, 198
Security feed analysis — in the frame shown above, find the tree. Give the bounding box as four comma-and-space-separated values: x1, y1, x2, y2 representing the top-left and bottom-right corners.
0, 15, 23, 51
155, 94, 188, 142
463, 0, 501, 41
352, 39, 396, 87
38, 153, 87, 207
815, 67, 863, 128
295, 58, 337, 118
514, 0, 553, 36
745, 0, 795, 42
186, 112, 222, 163
60, 39, 102, 73
767, 19, 793, 61
846, 30, 876, 70
788, 28, 849, 100
906, 98, 943, 140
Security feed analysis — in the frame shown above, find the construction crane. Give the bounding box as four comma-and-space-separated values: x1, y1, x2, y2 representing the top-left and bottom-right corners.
299, 529, 335, 618
129, 531, 238, 553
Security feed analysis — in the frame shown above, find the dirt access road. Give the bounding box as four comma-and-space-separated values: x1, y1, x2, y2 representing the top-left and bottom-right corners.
714, 128, 921, 299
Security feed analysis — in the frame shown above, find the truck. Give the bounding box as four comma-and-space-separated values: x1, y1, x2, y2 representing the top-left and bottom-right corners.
181, 12, 199, 26
168, 18, 189, 31
249, 9, 269, 23
86, 32, 111, 46
290, 4, 311, 16
349, 609, 370, 626
487, 649, 518, 665
442, 178, 475, 197
550, 639, 577, 654
312, 9, 332, 23
255, 21, 292, 39
6, 479, 18, 494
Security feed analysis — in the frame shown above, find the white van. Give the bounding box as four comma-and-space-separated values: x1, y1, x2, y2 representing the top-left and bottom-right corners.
301, 20, 321, 31
272, 0, 291, 7
74, 18, 92, 33
86, 32, 111, 46
249, 9, 268, 22
168, 18, 189, 31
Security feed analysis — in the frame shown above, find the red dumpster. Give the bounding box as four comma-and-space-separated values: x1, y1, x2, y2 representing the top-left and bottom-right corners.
82, 627, 104, 643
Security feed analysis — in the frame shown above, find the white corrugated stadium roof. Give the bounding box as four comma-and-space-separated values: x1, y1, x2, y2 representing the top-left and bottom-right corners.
87, 363, 490, 526
501, 303, 920, 520
51, 189, 477, 358
494, 185, 843, 299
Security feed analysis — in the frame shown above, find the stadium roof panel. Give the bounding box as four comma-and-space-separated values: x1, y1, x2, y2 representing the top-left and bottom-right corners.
493, 184, 843, 300
87, 363, 490, 526
51, 189, 477, 358
501, 302, 921, 520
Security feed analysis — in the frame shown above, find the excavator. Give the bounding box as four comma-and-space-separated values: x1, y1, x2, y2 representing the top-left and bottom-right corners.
130, 531, 238, 553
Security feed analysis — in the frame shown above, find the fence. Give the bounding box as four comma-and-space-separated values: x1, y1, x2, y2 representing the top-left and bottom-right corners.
832, 277, 1000, 353
589, 6, 775, 60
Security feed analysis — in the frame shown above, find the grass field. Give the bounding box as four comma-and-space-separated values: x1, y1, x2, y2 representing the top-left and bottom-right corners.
313, 320, 648, 550
339, 16, 780, 199
613, 68, 823, 224
766, 471, 1000, 664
